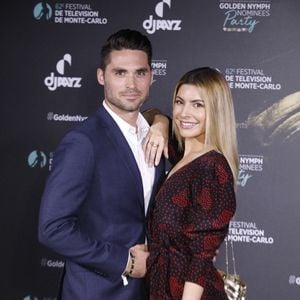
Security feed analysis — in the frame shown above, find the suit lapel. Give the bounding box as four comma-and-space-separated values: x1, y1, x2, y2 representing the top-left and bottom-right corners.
96, 106, 145, 210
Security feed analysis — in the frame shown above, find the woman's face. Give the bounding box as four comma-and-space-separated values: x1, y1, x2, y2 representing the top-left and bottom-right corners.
173, 84, 206, 143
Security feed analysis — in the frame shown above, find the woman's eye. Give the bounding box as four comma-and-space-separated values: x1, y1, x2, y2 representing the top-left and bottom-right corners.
194, 102, 205, 108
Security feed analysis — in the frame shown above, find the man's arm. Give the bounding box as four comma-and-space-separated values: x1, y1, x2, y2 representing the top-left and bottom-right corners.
142, 108, 170, 166
38, 131, 129, 281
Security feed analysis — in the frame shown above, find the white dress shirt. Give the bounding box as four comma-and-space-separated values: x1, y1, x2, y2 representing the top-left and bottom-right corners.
102, 100, 155, 214
103, 100, 155, 286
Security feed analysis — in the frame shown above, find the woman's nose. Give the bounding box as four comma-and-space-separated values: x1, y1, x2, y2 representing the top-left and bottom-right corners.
179, 104, 190, 117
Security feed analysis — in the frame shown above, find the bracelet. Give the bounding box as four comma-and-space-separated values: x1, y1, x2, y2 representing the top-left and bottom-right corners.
128, 255, 135, 276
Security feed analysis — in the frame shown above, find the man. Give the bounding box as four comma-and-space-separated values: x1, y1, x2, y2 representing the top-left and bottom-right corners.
38, 29, 167, 300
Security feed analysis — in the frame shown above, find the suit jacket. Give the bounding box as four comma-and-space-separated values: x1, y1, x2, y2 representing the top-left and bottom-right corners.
38, 105, 165, 300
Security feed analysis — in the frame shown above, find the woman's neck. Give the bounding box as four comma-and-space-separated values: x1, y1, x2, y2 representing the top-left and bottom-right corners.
183, 139, 209, 157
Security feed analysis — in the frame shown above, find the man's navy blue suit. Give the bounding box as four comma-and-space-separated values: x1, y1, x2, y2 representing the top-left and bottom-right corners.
39, 105, 165, 299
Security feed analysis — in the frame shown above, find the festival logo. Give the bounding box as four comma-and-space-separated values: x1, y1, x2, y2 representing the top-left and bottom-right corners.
143, 0, 182, 34
238, 154, 264, 187
33, 2, 108, 25
228, 220, 274, 244
47, 112, 88, 122
27, 150, 53, 171
219, 1, 272, 33
224, 67, 281, 91
27, 150, 47, 168
44, 54, 82, 91
33, 2, 52, 20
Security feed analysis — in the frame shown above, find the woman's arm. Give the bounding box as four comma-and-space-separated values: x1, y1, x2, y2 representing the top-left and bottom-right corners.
183, 155, 236, 296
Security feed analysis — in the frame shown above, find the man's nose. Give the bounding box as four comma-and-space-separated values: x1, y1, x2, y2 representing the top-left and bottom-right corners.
126, 74, 136, 88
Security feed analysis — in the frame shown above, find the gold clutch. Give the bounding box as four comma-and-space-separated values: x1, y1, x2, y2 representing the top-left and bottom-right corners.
218, 239, 247, 300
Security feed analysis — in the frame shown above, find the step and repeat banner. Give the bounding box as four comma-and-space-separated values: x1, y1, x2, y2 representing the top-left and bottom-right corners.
1, 0, 300, 299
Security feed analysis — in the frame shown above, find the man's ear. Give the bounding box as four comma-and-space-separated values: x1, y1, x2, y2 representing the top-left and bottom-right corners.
150, 70, 154, 85
97, 68, 104, 85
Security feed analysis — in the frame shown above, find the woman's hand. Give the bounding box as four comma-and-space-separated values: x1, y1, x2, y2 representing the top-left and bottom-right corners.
128, 244, 149, 278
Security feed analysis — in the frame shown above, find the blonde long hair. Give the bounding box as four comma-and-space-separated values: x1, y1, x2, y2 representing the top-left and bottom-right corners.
172, 67, 239, 184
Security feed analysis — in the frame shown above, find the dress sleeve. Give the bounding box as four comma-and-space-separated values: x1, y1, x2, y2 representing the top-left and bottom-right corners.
184, 155, 236, 287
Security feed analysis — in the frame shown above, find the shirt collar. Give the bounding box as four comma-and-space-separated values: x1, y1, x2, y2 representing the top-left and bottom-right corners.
102, 100, 149, 141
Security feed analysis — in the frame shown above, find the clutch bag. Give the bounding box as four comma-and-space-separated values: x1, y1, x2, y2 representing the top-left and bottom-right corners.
219, 239, 247, 300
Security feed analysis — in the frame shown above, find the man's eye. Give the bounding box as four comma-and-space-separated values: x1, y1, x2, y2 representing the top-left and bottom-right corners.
115, 71, 125, 76
137, 70, 146, 77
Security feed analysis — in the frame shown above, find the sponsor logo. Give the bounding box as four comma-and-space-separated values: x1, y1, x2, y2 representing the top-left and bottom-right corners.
33, 2, 52, 20
224, 67, 281, 90
228, 220, 274, 244
289, 275, 300, 286
41, 258, 65, 268
44, 54, 82, 91
143, 0, 182, 34
33, 2, 108, 25
238, 154, 264, 187
219, 0, 271, 33
47, 112, 88, 122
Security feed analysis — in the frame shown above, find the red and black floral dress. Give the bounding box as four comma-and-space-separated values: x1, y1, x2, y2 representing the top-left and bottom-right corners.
146, 150, 236, 300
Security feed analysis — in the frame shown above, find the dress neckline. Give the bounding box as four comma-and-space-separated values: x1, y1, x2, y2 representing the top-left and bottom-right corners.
166, 149, 217, 182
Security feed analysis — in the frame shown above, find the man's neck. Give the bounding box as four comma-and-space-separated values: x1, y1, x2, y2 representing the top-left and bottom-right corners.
103, 100, 139, 127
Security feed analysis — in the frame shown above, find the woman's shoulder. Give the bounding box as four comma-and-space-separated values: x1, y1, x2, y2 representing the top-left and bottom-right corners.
198, 150, 231, 173
206, 149, 226, 160
202, 149, 227, 161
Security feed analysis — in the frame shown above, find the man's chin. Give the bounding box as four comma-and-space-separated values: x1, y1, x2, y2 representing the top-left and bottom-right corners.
124, 99, 145, 110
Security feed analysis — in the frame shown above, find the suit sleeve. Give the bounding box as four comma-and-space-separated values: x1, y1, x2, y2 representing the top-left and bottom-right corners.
38, 131, 128, 281
184, 156, 236, 287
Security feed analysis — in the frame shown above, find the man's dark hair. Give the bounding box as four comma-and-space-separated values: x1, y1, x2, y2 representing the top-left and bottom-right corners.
100, 29, 152, 70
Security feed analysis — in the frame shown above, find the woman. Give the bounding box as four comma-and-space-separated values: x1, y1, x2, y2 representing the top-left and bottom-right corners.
146, 67, 238, 299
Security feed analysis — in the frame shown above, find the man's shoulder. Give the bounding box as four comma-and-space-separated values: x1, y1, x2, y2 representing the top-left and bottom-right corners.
74, 108, 109, 134
57, 110, 106, 145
